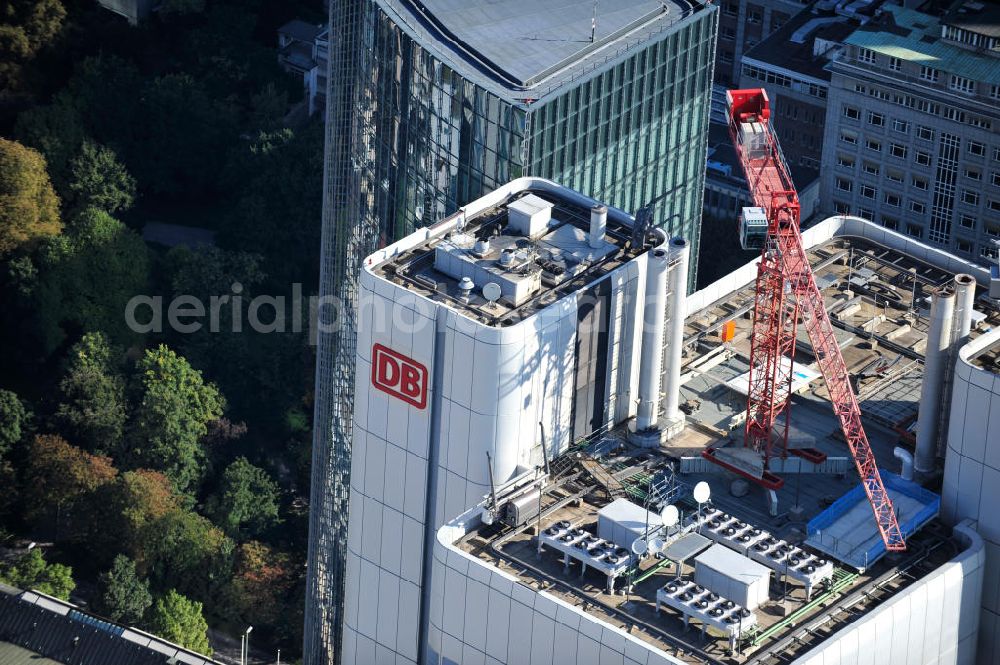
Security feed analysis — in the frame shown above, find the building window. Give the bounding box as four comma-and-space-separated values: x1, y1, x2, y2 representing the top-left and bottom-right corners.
991, 85, 1000, 100
920, 66, 939, 82
721, 26, 735, 41
959, 214, 976, 229
915, 151, 932, 166
981, 244, 1000, 260
863, 162, 879, 175
969, 141, 986, 156
840, 131, 858, 145
834, 201, 851, 214
966, 168, 982, 181
949, 75, 975, 95
957, 239, 972, 254
990, 200, 1000, 213
837, 178, 853, 192
906, 224, 923, 238
747, 8, 762, 24
866, 139, 881, 153
861, 184, 877, 199
916, 126, 934, 141
889, 57, 902, 72
886, 170, 903, 183
891, 119, 909, 133
911, 201, 926, 214
961, 189, 979, 205
987, 225, 1000, 238
994, 147, 1000, 162
992, 172, 1000, 187
837, 154, 855, 168
868, 111, 884, 127
858, 47, 876, 64
857, 207, 874, 220
881, 215, 899, 230
720, 51, 734, 64
843, 105, 861, 120
889, 143, 907, 159
912, 177, 928, 190
885, 193, 901, 207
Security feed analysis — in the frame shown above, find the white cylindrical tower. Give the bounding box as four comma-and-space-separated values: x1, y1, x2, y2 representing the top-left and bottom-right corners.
589, 205, 607, 249
635, 245, 669, 432
662, 237, 690, 425
953, 273, 976, 346
915, 286, 955, 474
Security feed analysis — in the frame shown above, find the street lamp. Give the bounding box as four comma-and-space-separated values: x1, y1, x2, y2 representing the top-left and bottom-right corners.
241, 626, 254, 665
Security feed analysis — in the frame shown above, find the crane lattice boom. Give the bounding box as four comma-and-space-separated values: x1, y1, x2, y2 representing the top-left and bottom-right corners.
726, 88, 905, 551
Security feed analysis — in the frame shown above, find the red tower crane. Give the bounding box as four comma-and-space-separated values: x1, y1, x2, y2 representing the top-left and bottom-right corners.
707, 89, 905, 552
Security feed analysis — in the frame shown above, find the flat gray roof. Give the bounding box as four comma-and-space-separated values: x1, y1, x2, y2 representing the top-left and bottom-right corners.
378, 0, 704, 98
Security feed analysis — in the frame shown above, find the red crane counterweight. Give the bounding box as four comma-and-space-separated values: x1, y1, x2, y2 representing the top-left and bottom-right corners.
720, 88, 906, 552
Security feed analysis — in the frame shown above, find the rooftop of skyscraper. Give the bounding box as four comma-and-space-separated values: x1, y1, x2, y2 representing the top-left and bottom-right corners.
376, 0, 711, 98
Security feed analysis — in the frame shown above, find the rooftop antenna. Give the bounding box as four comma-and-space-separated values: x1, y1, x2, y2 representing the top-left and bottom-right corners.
483, 282, 502, 307
591, 2, 598, 42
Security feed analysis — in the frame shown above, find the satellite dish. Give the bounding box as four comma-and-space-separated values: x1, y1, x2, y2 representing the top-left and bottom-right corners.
632, 538, 648, 555
693, 481, 711, 504
650, 538, 665, 554
482, 282, 502, 305
660, 505, 679, 527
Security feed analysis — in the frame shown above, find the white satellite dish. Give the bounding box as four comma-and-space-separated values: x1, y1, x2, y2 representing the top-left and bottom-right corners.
660, 504, 679, 527
650, 538, 665, 554
632, 538, 648, 555
482, 282, 502, 305
693, 481, 712, 504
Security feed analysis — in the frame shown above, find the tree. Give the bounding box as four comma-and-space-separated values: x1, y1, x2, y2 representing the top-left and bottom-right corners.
0, 389, 27, 457
127, 345, 225, 493
88, 470, 180, 565
13, 96, 85, 194
96, 555, 152, 625
0, 548, 75, 600
224, 541, 294, 628
206, 457, 281, 538
31, 209, 148, 353
67, 141, 136, 216
147, 590, 211, 656
0, 0, 67, 91
0, 138, 61, 257
141, 509, 233, 602
23, 434, 117, 538
55, 332, 127, 454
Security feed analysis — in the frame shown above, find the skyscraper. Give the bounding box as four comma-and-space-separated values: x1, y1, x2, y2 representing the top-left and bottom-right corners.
305, 2, 718, 662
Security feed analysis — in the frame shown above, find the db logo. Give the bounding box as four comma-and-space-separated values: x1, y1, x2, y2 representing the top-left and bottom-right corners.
372, 344, 428, 409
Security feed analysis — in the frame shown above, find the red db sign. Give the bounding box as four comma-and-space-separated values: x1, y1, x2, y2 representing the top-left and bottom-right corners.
372, 344, 428, 409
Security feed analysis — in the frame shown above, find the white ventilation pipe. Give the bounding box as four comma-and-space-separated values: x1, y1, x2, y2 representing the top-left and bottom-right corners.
589, 205, 607, 249
953, 274, 976, 346
662, 237, 690, 423
893, 447, 914, 481
915, 286, 955, 474
636, 244, 669, 431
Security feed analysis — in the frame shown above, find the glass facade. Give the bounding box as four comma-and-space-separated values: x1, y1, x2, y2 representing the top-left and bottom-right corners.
304, 1, 717, 663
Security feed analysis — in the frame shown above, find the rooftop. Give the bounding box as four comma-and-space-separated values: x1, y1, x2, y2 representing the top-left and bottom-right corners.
845, 4, 1000, 84
369, 185, 652, 326
742, 6, 859, 82
375, 0, 708, 100
942, 0, 1000, 39
278, 19, 324, 43
453, 230, 1000, 663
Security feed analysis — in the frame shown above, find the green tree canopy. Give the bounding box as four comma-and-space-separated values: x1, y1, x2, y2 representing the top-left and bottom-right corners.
13, 96, 85, 194
127, 345, 225, 493
0, 138, 61, 257
86, 469, 181, 566
0, 389, 27, 457
67, 140, 136, 217
141, 508, 233, 602
0, 0, 66, 91
32, 209, 149, 353
147, 590, 211, 655
0, 548, 75, 600
55, 332, 127, 454
96, 555, 152, 625
207, 457, 281, 538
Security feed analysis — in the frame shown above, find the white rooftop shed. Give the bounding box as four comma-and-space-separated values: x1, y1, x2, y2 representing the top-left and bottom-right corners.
694, 543, 771, 610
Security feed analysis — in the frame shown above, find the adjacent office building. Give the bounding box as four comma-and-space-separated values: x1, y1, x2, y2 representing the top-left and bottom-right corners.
305, 1, 719, 662
819, 1, 1000, 265
713, 0, 806, 85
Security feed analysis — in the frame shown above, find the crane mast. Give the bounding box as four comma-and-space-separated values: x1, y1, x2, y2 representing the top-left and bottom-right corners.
724, 89, 905, 552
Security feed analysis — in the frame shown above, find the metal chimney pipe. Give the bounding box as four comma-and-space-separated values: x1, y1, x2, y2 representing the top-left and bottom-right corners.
662, 237, 690, 423
953, 274, 976, 346
589, 205, 607, 249
636, 245, 669, 431
915, 286, 955, 474
893, 447, 914, 481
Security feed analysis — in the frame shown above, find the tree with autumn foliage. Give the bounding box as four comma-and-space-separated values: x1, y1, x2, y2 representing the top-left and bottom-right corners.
0, 138, 61, 257
224, 540, 295, 627
22, 434, 116, 540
